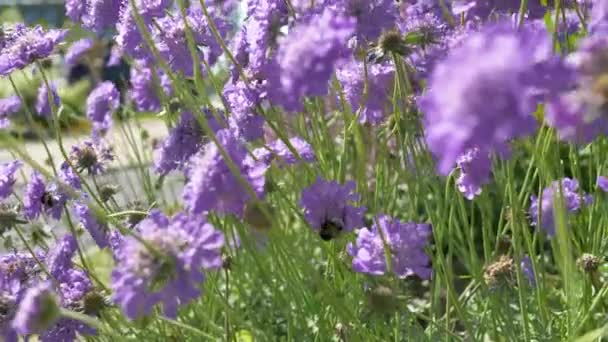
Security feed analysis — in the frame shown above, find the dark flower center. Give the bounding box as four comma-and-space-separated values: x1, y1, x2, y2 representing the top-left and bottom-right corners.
75, 146, 99, 173
319, 217, 344, 241
41, 191, 55, 208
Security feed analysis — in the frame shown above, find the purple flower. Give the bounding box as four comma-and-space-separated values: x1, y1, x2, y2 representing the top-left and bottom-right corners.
23, 172, 66, 220
418, 23, 560, 175
65, 38, 94, 66
0, 293, 18, 342
116, 9, 147, 59
300, 178, 365, 240
87, 81, 119, 135
0, 161, 22, 200
521, 255, 536, 286
336, 59, 394, 125
545, 35, 608, 144
529, 178, 592, 237
269, 8, 355, 112
598, 176, 608, 192
183, 129, 266, 217
0, 25, 66, 76
247, 137, 316, 168
0, 96, 21, 129
132, 0, 173, 19
111, 210, 224, 319
224, 80, 265, 141
331, 0, 399, 42
154, 110, 221, 175
591, 0, 608, 34
35, 83, 59, 118
347, 215, 432, 279
451, 0, 547, 19
45, 234, 77, 281
129, 64, 172, 112
0, 252, 40, 296
455, 148, 492, 200
66, 0, 86, 22
69, 139, 114, 175
82, 0, 123, 33
75, 202, 109, 249
12, 282, 60, 336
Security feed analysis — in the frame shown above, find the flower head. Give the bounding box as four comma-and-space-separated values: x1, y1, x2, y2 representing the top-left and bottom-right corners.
82, 0, 123, 33
129, 63, 172, 112
269, 8, 355, 112
0, 161, 22, 200
23, 172, 66, 221
419, 23, 560, 174
300, 178, 365, 240
75, 202, 109, 249
248, 137, 316, 168
183, 129, 266, 217
0, 24, 66, 76
35, 83, 59, 118
87, 81, 120, 135
529, 178, 592, 236
455, 148, 492, 200
347, 215, 432, 279
0, 96, 21, 129
224, 80, 266, 141
111, 210, 224, 319
69, 139, 114, 175
598, 175, 608, 192
12, 282, 60, 336
65, 38, 94, 66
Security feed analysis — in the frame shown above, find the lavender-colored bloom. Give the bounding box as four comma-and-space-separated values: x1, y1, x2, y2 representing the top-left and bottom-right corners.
0, 293, 18, 342
152, 8, 227, 76
331, 0, 399, 42
451, 0, 547, 19
521, 255, 536, 286
418, 23, 560, 175
75, 202, 109, 248
347, 215, 432, 279
23, 172, 66, 220
59, 162, 82, 190
111, 210, 224, 319
269, 8, 355, 112
529, 178, 591, 236
87, 81, 119, 135
35, 83, 59, 118
0, 252, 40, 296
0, 161, 22, 200
224, 80, 265, 141
591, 0, 608, 34
132, 0, 172, 19
12, 282, 60, 335
336, 59, 394, 125
300, 178, 365, 240
456, 148, 492, 200
46, 234, 77, 281
65, 38, 94, 66
69, 139, 114, 175
66, 0, 86, 22
129, 64, 172, 112
248, 137, 316, 168
545, 35, 608, 144
0, 96, 21, 129
154, 110, 221, 175
598, 176, 608, 192
184, 129, 266, 217
0, 25, 66, 76
82, 0, 123, 33
116, 9, 147, 59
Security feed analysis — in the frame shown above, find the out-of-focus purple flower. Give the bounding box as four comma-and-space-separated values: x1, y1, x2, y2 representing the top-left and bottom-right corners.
59, 162, 82, 190
0, 96, 21, 129
75, 202, 109, 248
591, 0, 608, 34
129, 64, 172, 112
336, 59, 394, 125
183, 129, 266, 217
529, 178, 592, 236
45, 234, 77, 281
154, 110, 222, 175
331, 0, 399, 42
0, 25, 66, 76
87, 81, 119, 135
0, 252, 40, 296
82, 0, 123, 33
35, 83, 59, 118
69, 139, 114, 175
451, 0, 547, 19
269, 8, 355, 112
0, 161, 22, 200
347, 214, 432, 279
545, 35, 608, 144
598, 176, 608, 192
418, 23, 563, 175
66, 0, 86, 22
455, 148, 492, 200
247, 137, 316, 168
300, 178, 365, 240
12, 282, 60, 335
116, 9, 147, 59
152, 8, 227, 76
65, 38, 94, 67
224, 81, 265, 141
521, 255, 536, 286
23, 172, 66, 220
132, 0, 172, 19
111, 210, 224, 319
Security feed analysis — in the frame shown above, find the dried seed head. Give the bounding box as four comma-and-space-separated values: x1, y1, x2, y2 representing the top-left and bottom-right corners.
99, 184, 120, 203
577, 253, 601, 273
484, 255, 514, 288
82, 291, 107, 316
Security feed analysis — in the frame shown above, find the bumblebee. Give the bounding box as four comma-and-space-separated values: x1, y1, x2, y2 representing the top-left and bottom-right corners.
319, 217, 345, 241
